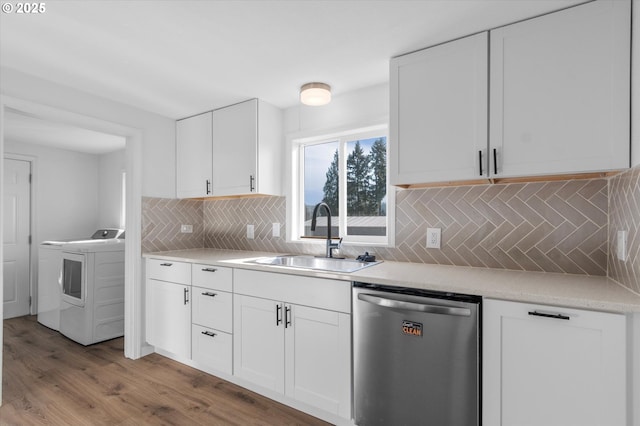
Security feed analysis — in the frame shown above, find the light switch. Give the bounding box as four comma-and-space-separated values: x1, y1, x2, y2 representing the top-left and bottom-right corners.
247, 224, 254, 240
272, 223, 280, 238
180, 224, 193, 233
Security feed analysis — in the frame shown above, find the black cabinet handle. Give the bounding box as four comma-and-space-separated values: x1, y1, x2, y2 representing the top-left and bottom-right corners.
493, 148, 498, 175
201, 268, 217, 273
478, 151, 483, 176
249, 175, 255, 192
285, 305, 292, 328
201, 330, 217, 337
528, 311, 570, 321
184, 288, 189, 305
160, 263, 172, 267
276, 304, 282, 326
206, 179, 211, 195
201, 291, 217, 297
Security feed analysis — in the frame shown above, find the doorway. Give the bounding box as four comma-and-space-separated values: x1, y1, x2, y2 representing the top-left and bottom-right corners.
0, 96, 145, 403
2, 157, 31, 319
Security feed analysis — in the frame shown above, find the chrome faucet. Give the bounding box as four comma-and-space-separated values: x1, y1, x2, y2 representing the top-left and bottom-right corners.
310, 202, 343, 258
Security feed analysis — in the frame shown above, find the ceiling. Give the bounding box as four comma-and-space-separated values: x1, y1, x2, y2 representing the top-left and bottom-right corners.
1, 0, 587, 122
3, 109, 126, 154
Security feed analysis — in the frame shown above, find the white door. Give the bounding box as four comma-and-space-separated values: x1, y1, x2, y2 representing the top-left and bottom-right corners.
176, 111, 213, 198
145, 279, 191, 359
489, 0, 630, 178
212, 99, 257, 196
233, 294, 284, 393
390, 32, 488, 185
284, 304, 351, 419
483, 299, 626, 426
3, 158, 31, 319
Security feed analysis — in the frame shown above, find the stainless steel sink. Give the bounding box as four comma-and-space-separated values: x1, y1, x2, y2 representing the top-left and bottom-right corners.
246, 255, 381, 273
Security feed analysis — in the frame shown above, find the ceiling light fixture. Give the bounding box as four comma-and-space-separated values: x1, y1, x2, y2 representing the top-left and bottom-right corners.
300, 82, 331, 106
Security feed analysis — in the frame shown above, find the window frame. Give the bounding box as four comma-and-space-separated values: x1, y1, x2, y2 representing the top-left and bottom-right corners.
289, 124, 394, 247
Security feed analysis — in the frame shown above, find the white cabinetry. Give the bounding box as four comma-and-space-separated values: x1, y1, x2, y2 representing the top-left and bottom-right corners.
490, 0, 630, 178
212, 99, 283, 196
233, 269, 351, 420
145, 259, 192, 359
483, 298, 626, 426
176, 112, 213, 198
176, 99, 283, 198
191, 264, 233, 374
390, 32, 488, 185
390, 0, 630, 186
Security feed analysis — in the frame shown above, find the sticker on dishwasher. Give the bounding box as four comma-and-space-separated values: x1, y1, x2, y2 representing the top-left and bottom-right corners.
402, 320, 423, 337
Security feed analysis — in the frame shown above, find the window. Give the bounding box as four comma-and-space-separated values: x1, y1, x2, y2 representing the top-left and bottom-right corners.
292, 126, 393, 246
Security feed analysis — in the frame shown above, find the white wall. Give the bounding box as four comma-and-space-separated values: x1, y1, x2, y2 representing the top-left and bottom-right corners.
4, 140, 100, 242
0, 67, 175, 198
99, 149, 126, 228
284, 83, 389, 136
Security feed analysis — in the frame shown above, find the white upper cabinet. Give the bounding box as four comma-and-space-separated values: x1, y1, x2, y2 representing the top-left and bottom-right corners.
176, 112, 213, 198
176, 99, 283, 198
390, 32, 488, 185
212, 99, 283, 197
490, 0, 630, 178
390, 0, 630, 186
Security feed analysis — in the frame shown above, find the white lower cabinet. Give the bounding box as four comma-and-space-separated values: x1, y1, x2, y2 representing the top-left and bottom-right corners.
233, 269, 351, 420
192, 324, 233, 374
146, 278, 192, 359
284, 304, 350, 416
483, 298, 626, 426
145, 259, 192, 359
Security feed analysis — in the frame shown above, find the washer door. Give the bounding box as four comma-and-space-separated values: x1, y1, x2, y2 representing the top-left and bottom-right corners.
61, 252, 86, 307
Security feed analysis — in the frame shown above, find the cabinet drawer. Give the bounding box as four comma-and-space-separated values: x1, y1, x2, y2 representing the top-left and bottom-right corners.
192, 264, 233, 292
192, 324, 232, 375
147, 259, 191, 284
192, 286, 232, 332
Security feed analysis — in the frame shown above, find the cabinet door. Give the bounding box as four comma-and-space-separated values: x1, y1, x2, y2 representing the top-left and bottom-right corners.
390, 32, 488, 185
145, 279, 191, 359
212, 99, 257, 196
490, 0, 630, 178
285, 304, 351, 419
233, 294, 284, 393
483, 299, 626, 426
176, 112, 213, 198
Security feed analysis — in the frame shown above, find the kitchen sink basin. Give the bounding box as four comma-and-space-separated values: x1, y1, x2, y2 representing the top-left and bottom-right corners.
246, 255, 381, 273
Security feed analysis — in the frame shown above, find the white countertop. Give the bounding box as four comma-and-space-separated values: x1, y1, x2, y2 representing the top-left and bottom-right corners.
143, 248, 640, 313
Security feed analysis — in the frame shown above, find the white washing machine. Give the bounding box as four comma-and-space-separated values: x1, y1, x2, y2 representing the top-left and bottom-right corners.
37, 229, 124, 331
59, 238, 125, 345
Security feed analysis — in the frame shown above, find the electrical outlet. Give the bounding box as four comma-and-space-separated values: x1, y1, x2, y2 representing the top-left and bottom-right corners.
272, 223, 280, 238
426, 228, 441, 249
247, 224, 254, 240
617, 230, 627, 261
180, 224, 193, 233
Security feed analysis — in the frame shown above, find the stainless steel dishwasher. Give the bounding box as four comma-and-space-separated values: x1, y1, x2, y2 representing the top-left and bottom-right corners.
353, 282, 481, 426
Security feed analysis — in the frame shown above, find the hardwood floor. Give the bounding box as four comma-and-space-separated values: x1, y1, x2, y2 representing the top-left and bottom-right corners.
0, 316, 330, 425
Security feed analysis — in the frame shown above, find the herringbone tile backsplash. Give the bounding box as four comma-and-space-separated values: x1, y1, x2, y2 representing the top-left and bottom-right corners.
608, 166, 640, 293
142, 171, 640, 281
142, 197, 203, 253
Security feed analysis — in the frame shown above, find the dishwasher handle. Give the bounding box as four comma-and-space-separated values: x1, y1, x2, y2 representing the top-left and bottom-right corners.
358, 293, 472, 317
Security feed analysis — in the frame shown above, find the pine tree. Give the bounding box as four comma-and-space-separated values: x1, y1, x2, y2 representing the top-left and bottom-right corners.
368, 138, 387, 215
347, 141, 371, 215
321, 149, 339, 215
